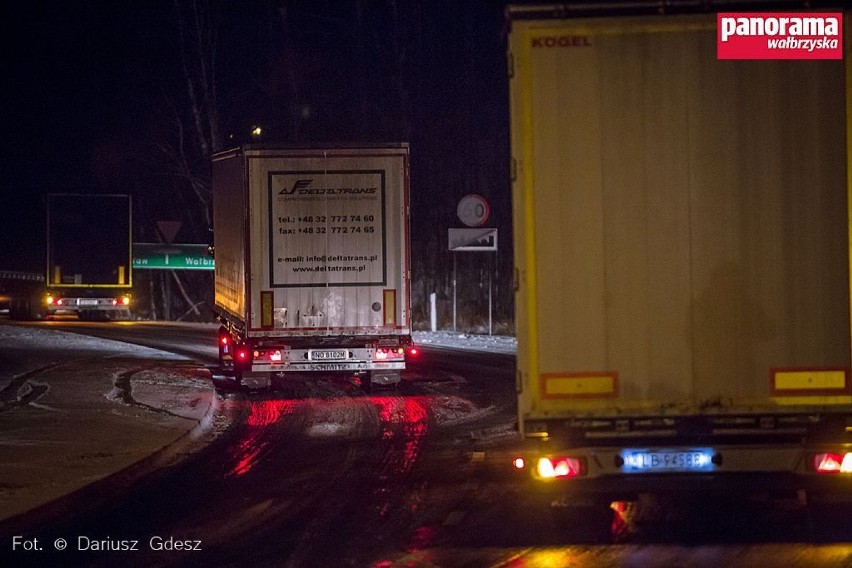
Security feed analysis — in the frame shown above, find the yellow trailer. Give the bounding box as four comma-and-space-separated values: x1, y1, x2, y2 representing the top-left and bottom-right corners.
508, 7, 852, 504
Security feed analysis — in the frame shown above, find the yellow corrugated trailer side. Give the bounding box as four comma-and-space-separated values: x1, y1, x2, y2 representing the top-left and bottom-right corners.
508, 9, 852, 495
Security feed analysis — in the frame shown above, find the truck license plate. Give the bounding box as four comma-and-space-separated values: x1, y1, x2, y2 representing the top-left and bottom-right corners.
309, 350, 348, 361
78, 299, 99, 306
620, 449, 715, 473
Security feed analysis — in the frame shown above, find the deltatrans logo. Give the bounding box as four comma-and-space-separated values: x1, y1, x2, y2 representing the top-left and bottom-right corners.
278, 179, 377, 196
717, 12, 843, 60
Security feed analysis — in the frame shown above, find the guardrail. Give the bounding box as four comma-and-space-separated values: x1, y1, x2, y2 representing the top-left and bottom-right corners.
0, 271, 44, 282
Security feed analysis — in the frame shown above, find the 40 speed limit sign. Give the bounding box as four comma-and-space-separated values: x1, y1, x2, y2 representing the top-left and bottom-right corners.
456, 194, 490, 227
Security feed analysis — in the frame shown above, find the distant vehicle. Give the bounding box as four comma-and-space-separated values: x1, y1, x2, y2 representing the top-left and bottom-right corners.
8, 194, 133, 320
211, 144, 413, 390
507, 8, 851, 514
1, 271, 44, 316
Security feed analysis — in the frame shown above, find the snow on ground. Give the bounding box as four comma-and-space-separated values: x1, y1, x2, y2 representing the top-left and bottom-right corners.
0, 323, 191, 358
412, 330, 516, 355
0, 324, 215, 522
0, 323, 514, 520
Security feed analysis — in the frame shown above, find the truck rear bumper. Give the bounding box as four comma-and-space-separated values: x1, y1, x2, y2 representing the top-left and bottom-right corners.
238, 362, 404, 389
519, 471, 852, 504
250, 361, 405, 373
513, 440, 852, 502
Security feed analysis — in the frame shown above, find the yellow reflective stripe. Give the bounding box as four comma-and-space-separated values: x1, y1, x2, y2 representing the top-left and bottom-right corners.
519, 27, 541, 402
775, 370, 847, 391
542, 372, 618, 399
260, 290, 273, 328
847, 12, 852, 377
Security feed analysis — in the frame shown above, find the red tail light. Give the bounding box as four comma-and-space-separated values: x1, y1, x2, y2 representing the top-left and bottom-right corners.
814, 452, 852, 473
373, 347, 405, 361
218, 326, 232, 350
228, 342, 252, 369
408, 347, 419, 357
536, 456, 583, 479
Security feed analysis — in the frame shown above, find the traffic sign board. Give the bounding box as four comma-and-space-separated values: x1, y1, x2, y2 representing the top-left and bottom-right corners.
448, 228, 498, 251
456, 194, 490, 227
132, 243, 214, 270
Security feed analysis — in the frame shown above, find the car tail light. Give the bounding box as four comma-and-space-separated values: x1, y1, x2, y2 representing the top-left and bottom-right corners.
513, 457, 526, 470
536, 456, 583, 479
814, 452, 852, 473
408, 346, 419, 357
57, 299, 64, 306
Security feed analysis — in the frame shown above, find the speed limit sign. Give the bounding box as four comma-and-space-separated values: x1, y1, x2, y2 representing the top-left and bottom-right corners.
456, 194, 490, 227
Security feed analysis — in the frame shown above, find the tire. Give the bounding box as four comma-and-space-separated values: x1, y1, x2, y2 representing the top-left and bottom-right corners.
10, 298, 44, 321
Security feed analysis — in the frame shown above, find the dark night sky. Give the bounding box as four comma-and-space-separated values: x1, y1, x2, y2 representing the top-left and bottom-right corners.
1, 1, 177, 271
0, 1, 511, 278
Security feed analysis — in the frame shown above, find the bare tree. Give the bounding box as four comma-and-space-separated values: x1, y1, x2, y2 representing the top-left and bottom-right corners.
175, 0, 223, 155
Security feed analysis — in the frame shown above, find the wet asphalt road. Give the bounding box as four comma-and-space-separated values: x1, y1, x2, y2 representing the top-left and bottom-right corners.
3, 321, 852, 567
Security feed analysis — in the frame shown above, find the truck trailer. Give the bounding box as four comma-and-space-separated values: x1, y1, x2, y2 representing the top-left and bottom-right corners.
212, 145, 412, 389
9, 193, 133, 320
507, 7, 852, 509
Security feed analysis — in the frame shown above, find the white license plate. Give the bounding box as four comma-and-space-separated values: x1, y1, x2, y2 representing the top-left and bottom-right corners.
621, 449, 715, 473
309, 350, 348, 361
78, 299, 99, 306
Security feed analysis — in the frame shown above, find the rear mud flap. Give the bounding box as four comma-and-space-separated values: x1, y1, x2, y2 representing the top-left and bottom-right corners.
365, 370, 401, 391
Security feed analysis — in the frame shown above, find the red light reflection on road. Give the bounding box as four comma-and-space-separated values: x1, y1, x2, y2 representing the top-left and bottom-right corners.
372, 396, 429, 477
230, 399, 296, 477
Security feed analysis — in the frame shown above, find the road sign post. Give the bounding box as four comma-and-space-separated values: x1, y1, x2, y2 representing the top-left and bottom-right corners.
448, 228, 498, 334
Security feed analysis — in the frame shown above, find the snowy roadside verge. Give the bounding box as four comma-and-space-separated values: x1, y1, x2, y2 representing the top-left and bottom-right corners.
0, 324, 216, 523
412, 330, 516, 355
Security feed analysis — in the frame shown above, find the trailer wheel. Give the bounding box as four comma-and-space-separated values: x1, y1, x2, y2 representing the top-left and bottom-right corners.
109, 308, 132, 321
10, 298, 44, 321
212, 370, 243, 394
548, 502, 616, 543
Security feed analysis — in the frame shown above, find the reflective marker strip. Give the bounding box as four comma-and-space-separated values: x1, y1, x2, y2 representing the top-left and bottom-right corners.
260, 291, 273, 329
383, 289, 396, 326
541, 372, 619, 399
771, 368, 850, 396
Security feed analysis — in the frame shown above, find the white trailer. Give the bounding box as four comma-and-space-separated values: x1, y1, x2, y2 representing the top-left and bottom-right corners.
212, 145, 412, 389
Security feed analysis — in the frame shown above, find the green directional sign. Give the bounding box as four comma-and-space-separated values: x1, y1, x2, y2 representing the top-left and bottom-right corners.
132, 243, 214, 270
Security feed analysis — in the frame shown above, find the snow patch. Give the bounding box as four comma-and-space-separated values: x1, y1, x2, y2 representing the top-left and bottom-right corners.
306, 422, 351, 438
430, 395, 497, 427
412, 330, 516, 355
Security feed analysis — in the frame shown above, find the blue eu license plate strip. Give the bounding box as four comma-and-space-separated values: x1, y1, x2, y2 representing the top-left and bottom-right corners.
620, 449, 715, 473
